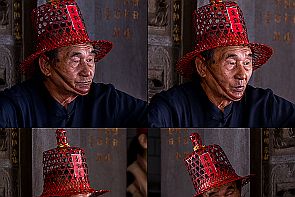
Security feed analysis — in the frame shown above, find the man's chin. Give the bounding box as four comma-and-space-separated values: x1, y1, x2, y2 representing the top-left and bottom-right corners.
227, 92, 245, 101
74, 87, 91, 95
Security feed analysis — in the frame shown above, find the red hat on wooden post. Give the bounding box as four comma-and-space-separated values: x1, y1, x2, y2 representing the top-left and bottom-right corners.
40, 129, 110, 197
184, 132, 252, 197
176, 0, 273, 78
21, 0, 112, 75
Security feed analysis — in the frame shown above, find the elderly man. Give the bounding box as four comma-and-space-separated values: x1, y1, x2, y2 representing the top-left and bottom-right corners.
184, 132, 251, 197
0, 0, 146, 127
40, 129, 109, 197
148, 0, 295, 127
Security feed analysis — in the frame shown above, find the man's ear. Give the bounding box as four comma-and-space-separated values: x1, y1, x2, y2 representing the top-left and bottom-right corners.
39, 55, 51, 77
138, 134, 147, 149
195, 56, 207, 78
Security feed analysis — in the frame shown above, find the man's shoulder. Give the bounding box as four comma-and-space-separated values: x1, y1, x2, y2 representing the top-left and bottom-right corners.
1, 78, 40, 98
152, 81, 195, 100
89, 82, 146, 103
90, 82, 130, 97
245, 85, 275, 98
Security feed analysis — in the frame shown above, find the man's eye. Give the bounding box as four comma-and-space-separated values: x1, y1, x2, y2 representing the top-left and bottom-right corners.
72, 58, 80, 63
86, 58, 94, 63
244, 60, 251, 65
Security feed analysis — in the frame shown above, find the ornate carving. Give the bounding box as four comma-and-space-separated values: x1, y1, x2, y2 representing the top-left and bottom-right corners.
0, 129, 7, 151
148, 0, 168, 27
0, 45, 15, 90
0, 168, 12, 197
270, 163, 295, 197
0, 0, 9, 27
148, 46, 171, 100
273, 128, 295, 149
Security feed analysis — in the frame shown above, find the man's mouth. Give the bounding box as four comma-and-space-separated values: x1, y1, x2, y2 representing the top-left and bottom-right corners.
76, 81, 92, 85
232, 85, 245, 92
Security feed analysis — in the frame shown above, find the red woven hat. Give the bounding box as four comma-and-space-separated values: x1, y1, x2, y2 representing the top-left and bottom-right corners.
40, 129, 110, 197
184, 133, 252, 197
176, 0, 273, 78
21, 0, 112, 74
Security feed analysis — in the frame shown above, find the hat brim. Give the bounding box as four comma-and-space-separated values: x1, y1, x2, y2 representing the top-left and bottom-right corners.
176, 43, 273, 78
193, 174, 254, 197
40, 189, 110, 197
90, 189, 110, 196
20, 39, 113, 75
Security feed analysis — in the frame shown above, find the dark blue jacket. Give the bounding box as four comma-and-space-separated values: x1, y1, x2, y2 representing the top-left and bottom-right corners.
148, 78, 295, 127
0, 77, 147, 127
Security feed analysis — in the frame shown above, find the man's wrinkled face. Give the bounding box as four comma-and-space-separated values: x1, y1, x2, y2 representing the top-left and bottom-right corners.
201, 181, 241, 197
49, 43, 96, 96
200, 46, 253, 102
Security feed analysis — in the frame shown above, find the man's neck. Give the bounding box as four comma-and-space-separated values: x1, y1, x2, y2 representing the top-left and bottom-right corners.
200, 82, 232, 112
43, 80, 77, 108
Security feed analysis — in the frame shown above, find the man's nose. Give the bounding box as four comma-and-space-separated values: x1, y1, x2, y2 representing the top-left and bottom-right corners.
80, 61, 92, 76
235, 63, 248, 80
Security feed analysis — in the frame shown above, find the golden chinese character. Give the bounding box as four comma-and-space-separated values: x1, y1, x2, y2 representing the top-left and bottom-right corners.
183, 137, 189, 145
173, 33, 181, 42
124, 9, 129, 18
273, 31, 281, 41
114, 8, 121, 19
173, 3, 180, 11
112, 129, 119, 135
263, 12, 272, 24
168, 138, 174, 145
177, 136, 181, 144
133, 11, 139, 20
263, 153, 269, 160
263, 138, 269, 144
275, 0, 282, 7
176, 152, 181, 159
274, 14, 281, 23
284, 0, 290, 8
173, 24, 180, 34
112, 139, 119, 147
173, 13, 180, 21
104, 8, 111, 20
13, 2, 21, 9
124, 27, 132, 39
12, 139, 17, 146
12, 132, 17, 138
113, 27, 121, 38
283, 32, 293, 43
97, 137, 103, 145
284, 13, 289, 23
105, 137, 110, 145
124, 0, 129, 6
263, 129, 270, 136
132, 0, 139, 6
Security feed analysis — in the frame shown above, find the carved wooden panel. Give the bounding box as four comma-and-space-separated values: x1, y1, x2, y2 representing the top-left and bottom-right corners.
148, 0, 184, 100
0, 128, 19, 197
0, 0, 11, 35
0, 0, 22, 91
262, 128, 295, 197
0, 45, 15, 90
148, 45, 172, 100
